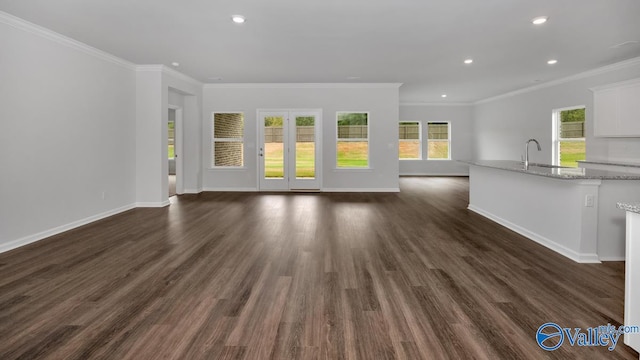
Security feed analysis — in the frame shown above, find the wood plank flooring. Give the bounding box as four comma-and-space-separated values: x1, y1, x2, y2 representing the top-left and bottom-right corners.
0, 177, 637, 359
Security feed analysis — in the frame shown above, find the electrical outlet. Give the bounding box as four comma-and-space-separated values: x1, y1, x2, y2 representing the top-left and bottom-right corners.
585, 194, 594, 207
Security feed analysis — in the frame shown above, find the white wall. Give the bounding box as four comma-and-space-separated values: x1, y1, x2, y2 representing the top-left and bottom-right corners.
135, 69, 163, 205
168, 91, 184, 108
202, 84, 400, 191
182, 95, 202, 192
162, 73, 202, 196
0, 13, 203, 252
135, 66, 202, 205
0, 16, 136, 251
399, 104, 473, 175
474, 59, 640, 164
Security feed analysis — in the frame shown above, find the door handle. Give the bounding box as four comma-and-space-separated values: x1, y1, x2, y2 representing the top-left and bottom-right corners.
259, 147, 263, 157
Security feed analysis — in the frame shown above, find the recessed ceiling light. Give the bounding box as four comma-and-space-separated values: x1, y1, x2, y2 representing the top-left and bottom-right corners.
441, 94, 447, 98
464, 59, 473, 64
171, 62, 180, 67
232, 15, 246, 24
346, 76, 360, 80
532, 16, 548, 25
547, 59, 558, 65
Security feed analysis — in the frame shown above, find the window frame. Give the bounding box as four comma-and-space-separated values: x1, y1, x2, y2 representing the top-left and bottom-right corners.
426, 121, 451, 160
211, 111, 245, 169
336, 111, 370, 169
399, 121, 422, 160
168, 116, 175, 160
552, 106, 586, 167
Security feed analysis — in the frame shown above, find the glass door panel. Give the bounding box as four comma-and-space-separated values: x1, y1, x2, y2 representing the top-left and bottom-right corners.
264, 116, 285, 179
289, 111, 320, 190
295, 116, 315, 179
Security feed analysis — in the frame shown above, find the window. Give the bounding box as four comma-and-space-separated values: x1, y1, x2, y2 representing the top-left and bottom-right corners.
427, 122, 450, 160
212, 112, 244, 167
399, 121, 421, 160
168, 112, 175, 160
337, 112, 369, 168
553, 107, 585, 168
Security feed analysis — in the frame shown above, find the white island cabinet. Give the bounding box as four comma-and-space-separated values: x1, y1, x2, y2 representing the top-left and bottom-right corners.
618, 202, 640, 353
466, 161, 640, 262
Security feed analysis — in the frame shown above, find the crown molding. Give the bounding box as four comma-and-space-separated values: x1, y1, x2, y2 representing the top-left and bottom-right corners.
589, 76, 640, 92
135, 65, 164, 72
475, 56, 640, 105
136, 65, 203, 87
0, 11, 136, 70
204, 83, 403, 89
400, 102, 473, 107
162, 66, 203, 86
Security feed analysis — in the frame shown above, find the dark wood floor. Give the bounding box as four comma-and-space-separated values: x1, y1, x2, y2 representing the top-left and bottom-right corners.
0, 177, 637, 359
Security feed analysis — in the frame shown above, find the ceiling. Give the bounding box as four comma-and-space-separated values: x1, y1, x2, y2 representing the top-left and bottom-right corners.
1, 0, 639, 103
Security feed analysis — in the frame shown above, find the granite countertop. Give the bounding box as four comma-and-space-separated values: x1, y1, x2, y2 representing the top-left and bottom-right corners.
578, 160, 640, 168
617, 202, 640, 214
464, 160, 640, 180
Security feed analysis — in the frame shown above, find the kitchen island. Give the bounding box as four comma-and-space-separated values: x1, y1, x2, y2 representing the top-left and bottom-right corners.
466, 160, 640, 263
617, 202, 640, 353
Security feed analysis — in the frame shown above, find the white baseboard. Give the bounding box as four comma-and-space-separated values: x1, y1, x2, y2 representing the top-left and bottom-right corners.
136, 200, 170, 207
202, 187, 258, 192
598, 256, 626, 262
467, 204, 601, 264
322, 188, 400, 193
183, 188, 201, 194
0, 203, 136, 254
188, 187, 400, 193
400, 173, 469, 177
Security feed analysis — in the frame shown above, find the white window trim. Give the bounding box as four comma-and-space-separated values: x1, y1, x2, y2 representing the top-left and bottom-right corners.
336, 111, 370, 169
552, 106, 585, 167
427, 121, 451, 160
211, 111, 246, 169
399, 121, 422, 161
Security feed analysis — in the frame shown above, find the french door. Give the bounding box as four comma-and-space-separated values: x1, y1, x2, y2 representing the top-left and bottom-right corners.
258, 110, 322, 191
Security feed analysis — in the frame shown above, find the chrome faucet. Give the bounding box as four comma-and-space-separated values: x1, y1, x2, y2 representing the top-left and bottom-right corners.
524, 139, 541, 167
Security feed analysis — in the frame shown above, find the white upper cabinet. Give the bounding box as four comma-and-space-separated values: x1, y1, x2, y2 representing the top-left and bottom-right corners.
591, 78, 640, 137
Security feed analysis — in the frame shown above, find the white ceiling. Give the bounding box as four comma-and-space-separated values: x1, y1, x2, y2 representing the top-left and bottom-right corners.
1, 0, 639, 102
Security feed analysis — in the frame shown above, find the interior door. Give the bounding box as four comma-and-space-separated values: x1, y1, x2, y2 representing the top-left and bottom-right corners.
258, 110, 321, 191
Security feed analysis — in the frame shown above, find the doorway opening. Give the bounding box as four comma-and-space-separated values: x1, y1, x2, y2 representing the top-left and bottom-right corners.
168, 108, 176, 197
258, 110, 322, 191
168, 106, 183, 197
